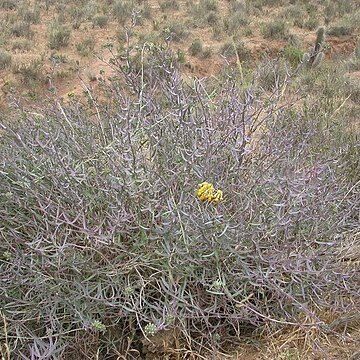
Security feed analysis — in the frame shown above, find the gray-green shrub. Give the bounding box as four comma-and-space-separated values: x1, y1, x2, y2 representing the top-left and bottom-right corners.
76, 37, 95, 56
189, 38, 203, 56
0, 47, 359, 359
48, 20, 71, 50
0, 48, 12, 69
261, 20, 289, 40
11, 21, 34, 38
92, 14, 108, 28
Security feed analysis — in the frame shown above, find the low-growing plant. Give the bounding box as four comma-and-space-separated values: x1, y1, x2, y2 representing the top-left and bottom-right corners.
261, 0, 286, 6
304, 17, 319, 30
220, 39, 251, 61
12, 58, 43, 85
280, 4, 304, 24
141, 3, 152, 19
223, 11, 249, 36
190, 0, 218, 28
11, 38, 32, 52
159, 0, 179, 11
10, 21, 34, 38
189, 38, 203, 56
327, 25, 353, 36
162, 23, 189, 42
19, 4, 41, 24
282, 45, 303, 66
0, 48, 12, 69
0, 0, 17, 9
68, 5, 85, 29
230, 0, 246, 12
48, 20, 71, 50
76, 37, 95, 56
92, 14, 108, 28
202, 46, 212, 58
261, 20, 289, 40
113, 0, 134, 25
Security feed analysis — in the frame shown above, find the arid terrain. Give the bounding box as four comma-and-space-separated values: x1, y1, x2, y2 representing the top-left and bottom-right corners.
1, 0, 359, 105
1, 0, 359, 359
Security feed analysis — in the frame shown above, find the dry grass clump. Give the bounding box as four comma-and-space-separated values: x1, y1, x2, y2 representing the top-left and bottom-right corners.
0, 46, 359, 359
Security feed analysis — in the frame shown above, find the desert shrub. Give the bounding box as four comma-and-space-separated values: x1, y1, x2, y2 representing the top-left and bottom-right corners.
141, 3, 152, 19
337, 0, 353, 15
162, 23, 189, 42
261, 0, 286, 6
83, 0, 100, 18
48, 20, 71, 49
282, 45, 303, 66
0, 0, 17, 9
280, 4, 304, 23
0, 48, 359, 359
190, 0, 218, 27
202, 46, 212, 58
113, 0, 134, 25
223, 11, 249, 35
327, 25, 353, 36
10, 21, 34, 38
346, 43, 360, 71
0, 49, 12, 69
261, 20, 289, 40
189, 38, 203, 56
220, 39, 251, 61
11, 38, 32, 52
68, 5, 86, 29
49, 52, 68, 65
19, 4, 41, 24
92, 14, 108, 28
304, 17, 319, 30
159, 0, 179, 11
12, 58, 43, 85
230, 0, 246, 12
76, 37, 95, 56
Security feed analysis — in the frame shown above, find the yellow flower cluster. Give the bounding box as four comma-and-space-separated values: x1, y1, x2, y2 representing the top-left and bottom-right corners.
196, 182, 223, 203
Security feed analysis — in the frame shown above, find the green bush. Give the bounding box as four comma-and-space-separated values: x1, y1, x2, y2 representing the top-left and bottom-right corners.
48, 20, 71, 50
76, 37, 95, 56
328, 25, 353, 36
0, 0, 17, 9
189, 38, 203, 56
92, 14, 108, 28
220, 40, 251, 61
280, 4, 305, 23
190, 0, 218, 28
282, 45, 303, 66
68, 5, 85, 29
113, 0, 134, 25
0, 48, 12, 69
159, 0, 179, 11
12, 58, 43, 85
304, 17, 319, 30
19, 4, 41, 24
223, 11, 249, 35
11, 38, 32, 52
162, 23, 189, 42
141, 3, 152, 19
11, 21, 34, 38
261, 20, 289, 40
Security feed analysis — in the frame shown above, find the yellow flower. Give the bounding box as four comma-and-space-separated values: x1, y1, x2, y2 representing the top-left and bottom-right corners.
196, 182, 223, 203
213, 190, 223, 203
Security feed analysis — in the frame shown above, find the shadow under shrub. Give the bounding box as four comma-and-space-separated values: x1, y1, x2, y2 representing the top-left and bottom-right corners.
0, 46, 359, 359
